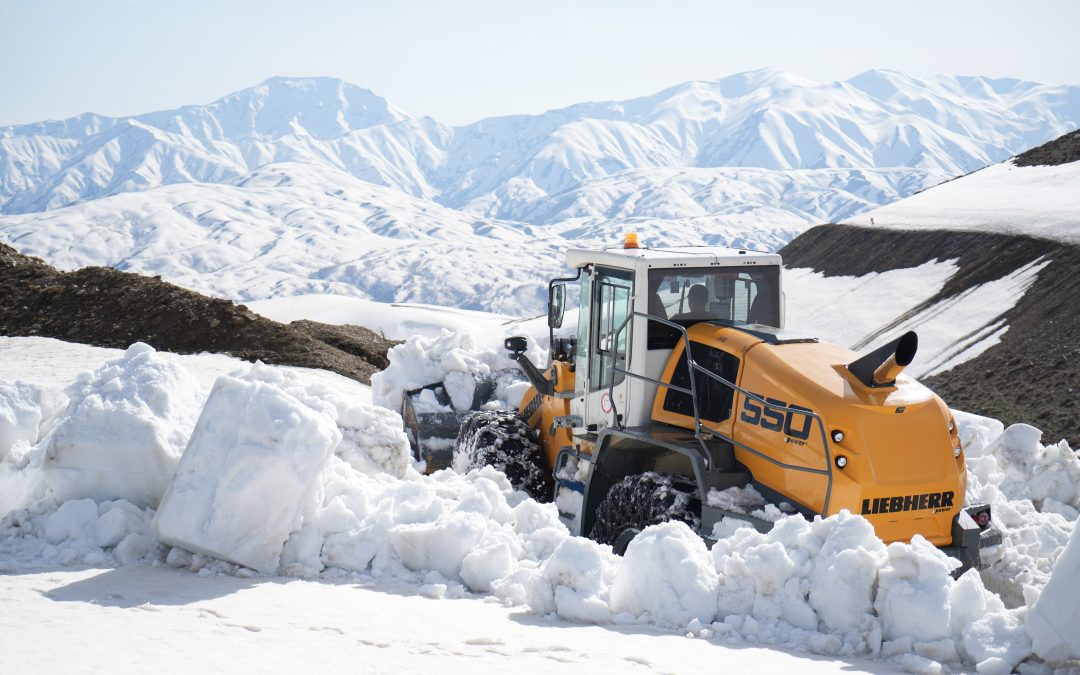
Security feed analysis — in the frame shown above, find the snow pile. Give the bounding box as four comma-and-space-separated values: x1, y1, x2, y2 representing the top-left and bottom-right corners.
968, 422, 1080, 514
239, 362, 411, 479
958, 412, 1080, 610
154, 375, 342, 573
1, 336, 1078, 672
43, 343, 206, 508
611, 522, 718, 627
708, 484, 790, 522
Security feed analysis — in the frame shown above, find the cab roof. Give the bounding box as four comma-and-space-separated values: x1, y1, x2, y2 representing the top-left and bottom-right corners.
566, 245, 782, 272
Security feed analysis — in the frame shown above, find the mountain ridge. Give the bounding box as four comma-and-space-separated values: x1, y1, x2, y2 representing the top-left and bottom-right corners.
3, 70, 1076, 220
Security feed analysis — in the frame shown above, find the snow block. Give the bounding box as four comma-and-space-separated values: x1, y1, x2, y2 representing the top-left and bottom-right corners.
1027, 519, 1080, 662
43, 343, 204, 507
154, 375, 340, 574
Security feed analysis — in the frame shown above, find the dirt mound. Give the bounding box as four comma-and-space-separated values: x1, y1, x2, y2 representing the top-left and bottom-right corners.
0, 242, 397, 383
1014, 128, 1080, 167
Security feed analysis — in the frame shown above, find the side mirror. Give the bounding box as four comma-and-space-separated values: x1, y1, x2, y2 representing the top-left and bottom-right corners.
505, 336, 527, 355
548, 283, 566, 329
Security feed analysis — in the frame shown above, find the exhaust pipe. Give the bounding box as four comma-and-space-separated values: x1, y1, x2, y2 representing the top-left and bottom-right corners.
847, 331, 918, 388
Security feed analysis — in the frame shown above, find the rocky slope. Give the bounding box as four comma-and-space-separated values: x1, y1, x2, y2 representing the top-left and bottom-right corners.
0, 242, 396, 382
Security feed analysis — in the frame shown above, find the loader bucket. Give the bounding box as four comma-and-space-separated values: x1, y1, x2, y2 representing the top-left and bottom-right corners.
400, 375, 498, 472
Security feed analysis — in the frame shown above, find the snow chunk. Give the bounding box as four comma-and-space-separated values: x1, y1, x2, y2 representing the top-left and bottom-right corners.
528, 536, 617, 623
238, 362, 410, 478
1027, 517, 1080, 662
154, 375, 341, 573
610, 521, 718, 627
0, 380, 66, 461
45, 498, 99, 545
370, 330, 534, 413
43, 344, 205, 507
875, 536, 957, 642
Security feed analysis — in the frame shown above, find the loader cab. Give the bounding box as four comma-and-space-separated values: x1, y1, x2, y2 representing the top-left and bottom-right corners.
556, 244, 784, 437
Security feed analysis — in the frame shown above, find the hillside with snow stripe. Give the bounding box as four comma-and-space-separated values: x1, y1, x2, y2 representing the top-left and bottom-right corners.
781, 131, 1080, 445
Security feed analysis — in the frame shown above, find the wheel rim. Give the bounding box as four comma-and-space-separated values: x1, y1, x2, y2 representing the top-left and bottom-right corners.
613, 527, 641, 556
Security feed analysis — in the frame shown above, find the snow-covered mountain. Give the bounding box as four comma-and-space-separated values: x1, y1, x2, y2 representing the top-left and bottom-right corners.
1, 70, 1076, 313
0, 162, 942, 312
2, 70, 1076, 221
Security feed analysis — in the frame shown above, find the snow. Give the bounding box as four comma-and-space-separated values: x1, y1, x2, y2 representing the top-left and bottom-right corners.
611, 522, 719, 627
844, 161, 1080, 245
371, 326, 548, 414
0, 566, 908, 675
0, 329, 1077, 673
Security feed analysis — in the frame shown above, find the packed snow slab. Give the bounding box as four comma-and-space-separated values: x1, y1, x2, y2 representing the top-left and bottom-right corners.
843, 160, 1080, 245
154, 375, 341, 573
1027, 520, 1080, 662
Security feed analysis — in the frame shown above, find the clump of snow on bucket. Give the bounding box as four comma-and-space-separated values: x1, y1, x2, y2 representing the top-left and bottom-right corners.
610, 521, 718, 627
370, 331, 536, 413
43, 343, 206, 508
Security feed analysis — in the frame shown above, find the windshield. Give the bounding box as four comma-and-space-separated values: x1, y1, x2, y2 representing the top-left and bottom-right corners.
646, 266, 780, 346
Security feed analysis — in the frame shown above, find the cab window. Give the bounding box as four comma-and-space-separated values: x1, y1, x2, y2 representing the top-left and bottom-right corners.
591, 267, 633, 391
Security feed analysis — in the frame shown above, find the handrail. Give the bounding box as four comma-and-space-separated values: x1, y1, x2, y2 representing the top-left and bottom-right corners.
605, 310, 835, 516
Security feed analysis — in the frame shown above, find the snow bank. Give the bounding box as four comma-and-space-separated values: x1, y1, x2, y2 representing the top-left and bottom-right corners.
154, 375, 341, 573
958, 411, 1080, 609
1, 336, 1078, 673
43, 343, 206, 507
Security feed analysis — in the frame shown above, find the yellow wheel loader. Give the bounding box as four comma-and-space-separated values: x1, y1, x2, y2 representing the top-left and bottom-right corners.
400, 236, 1001, 571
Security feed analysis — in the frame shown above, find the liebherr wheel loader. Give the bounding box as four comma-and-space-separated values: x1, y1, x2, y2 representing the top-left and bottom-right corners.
400, 236, 1001, 572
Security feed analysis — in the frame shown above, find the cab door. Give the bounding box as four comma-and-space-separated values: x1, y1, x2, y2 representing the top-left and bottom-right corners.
581, 267, 634, 431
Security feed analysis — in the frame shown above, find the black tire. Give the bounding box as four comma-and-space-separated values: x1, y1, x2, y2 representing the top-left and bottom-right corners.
589, 472, 702, 555
453, 410, 552, 502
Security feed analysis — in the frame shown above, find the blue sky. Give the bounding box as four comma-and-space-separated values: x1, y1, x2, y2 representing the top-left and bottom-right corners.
2, 0, 1078, 126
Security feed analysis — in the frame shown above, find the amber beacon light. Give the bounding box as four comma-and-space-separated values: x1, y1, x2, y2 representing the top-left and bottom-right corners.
624, 232, 640, 249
